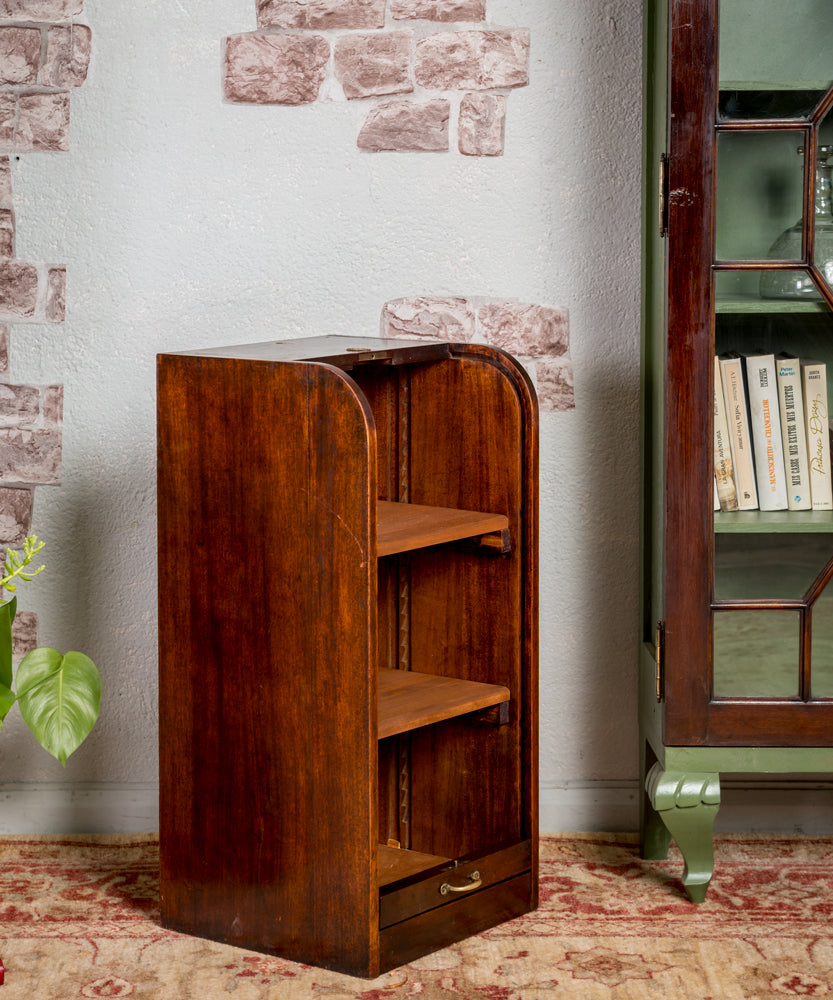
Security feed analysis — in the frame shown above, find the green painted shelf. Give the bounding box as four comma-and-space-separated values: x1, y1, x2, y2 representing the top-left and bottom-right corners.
720, 80, 832, 91
715, 510, 833, 533
716, 295, 829, 315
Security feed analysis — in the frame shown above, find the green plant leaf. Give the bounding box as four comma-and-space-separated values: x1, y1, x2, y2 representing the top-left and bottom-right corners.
16, 648, 101, 766
0, 597, 17, 725
0, 680, 14, 726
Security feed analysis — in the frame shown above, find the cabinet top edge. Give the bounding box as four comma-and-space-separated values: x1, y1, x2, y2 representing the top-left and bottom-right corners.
157, 335, 455, 367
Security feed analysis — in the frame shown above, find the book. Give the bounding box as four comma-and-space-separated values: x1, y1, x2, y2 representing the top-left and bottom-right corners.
713, 355, 738, 511
743, 351, 788, 511
801, 359, 833, 510
776, 354, 812, 511
719, 352, 758, 510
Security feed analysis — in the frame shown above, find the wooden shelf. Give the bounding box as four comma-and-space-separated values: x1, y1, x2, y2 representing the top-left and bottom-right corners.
377, 844, 450, 888
378, 668, 510, 740
715, 510, 833, 533
376, 500, 509, 556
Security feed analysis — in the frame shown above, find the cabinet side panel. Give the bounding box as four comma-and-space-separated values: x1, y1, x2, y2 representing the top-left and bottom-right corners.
157, 355, 378, 975
407, 352, 537, 859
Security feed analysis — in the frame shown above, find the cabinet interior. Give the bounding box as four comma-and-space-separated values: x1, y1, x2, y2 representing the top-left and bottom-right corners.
348, 357, 527, 888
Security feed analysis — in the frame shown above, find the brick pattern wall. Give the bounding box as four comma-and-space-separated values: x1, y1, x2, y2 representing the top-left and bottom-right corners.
0, 1, 90, 656
224, 1, 529, 155
382, 296, 574, 411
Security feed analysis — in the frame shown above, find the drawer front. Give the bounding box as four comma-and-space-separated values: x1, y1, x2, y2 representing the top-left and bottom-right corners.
379, 840, 532, 929
379, 872, 534, 972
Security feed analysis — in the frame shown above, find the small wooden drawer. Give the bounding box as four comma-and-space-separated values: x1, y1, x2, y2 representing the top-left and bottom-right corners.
379, 840, 532, 929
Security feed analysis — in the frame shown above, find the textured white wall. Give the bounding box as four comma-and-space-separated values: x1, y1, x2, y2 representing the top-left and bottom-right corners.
0, 0, 645, 828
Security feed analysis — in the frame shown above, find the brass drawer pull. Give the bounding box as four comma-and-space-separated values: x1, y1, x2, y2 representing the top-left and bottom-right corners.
439, 870, 482, 895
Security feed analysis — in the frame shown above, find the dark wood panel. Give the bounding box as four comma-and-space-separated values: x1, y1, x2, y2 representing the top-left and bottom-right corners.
157, 355, 378, 974
663, 0, 718, 744
704, 700, 833, 746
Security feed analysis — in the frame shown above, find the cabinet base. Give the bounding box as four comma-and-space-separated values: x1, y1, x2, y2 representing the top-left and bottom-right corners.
639, 738, 833, 901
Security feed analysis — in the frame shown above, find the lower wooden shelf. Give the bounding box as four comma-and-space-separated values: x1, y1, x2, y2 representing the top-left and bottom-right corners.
377, 667, 510, 740
377, 844, 450, 887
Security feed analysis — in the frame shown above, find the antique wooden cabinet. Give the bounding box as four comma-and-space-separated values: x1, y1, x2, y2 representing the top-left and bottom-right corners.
641, 0, 833, 901
157, 336, 538, 976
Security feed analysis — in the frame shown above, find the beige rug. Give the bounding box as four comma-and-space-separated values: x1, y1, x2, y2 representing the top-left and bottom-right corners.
1, 832, 832, 998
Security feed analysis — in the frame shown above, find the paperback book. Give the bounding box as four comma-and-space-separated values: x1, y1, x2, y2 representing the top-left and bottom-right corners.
743, 351, 788, 511
801, 358, 833, 510
713, 355, 738, 511
719, 352, 758, 510
776, 354, 811, 511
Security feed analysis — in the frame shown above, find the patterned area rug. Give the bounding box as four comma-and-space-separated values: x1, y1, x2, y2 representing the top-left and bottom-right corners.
1, 833, 832, 999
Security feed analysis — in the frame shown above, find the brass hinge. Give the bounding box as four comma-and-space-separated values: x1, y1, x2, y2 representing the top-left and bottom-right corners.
654, 620, 665, 702
658, 154, 669, 238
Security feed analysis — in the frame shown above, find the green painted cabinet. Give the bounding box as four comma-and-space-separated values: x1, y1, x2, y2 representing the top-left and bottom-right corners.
640, 0, 833, 900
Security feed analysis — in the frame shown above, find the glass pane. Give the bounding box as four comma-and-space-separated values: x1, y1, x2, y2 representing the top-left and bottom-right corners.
714, 610, 799, 697
716, 132, 805, 261
715, 533, 833, 601
811, 580, 833, 697
814, 128, 833, 297
716, 269, 829, 311
719, 0, 833, 121
716, 276, 833, 340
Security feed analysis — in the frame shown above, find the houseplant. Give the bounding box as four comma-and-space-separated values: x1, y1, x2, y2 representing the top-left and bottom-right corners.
0, 535, 100, 765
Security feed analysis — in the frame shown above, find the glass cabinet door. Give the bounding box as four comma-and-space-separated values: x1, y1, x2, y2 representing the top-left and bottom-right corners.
712, 1, 833, 711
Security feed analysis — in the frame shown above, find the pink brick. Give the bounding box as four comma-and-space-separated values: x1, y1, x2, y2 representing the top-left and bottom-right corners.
478, 302, 569, 357
0, 27, 40, 86
535, 358, 575, 411
0, 487, 32, 545
382, 296, 475, 341
415, 30, 530, 90
391, 0, 485, 20
0, 157, 11, 203
46, 266, 65, 323
0, 428, 61, 485
0, 208, 14, 258
12, 610, 36, 661
459, 93, 505, 156
0, 0, 81, 17
0, 384, 40, 426
43, 384, 62, 427
224, 33, 329, 105
358, 99, 449, 152
256, 0, 385, 29
42, 24, 91, 88
0, 94, 16, 148
17, 92, 70, 152
0, 261, 37, 318
334, 32, 413, 100
0, 325, 9, 373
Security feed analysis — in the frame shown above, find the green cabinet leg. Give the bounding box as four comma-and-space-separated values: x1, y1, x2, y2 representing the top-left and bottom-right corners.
640, 741, 672, 860
645, 763, 720, 903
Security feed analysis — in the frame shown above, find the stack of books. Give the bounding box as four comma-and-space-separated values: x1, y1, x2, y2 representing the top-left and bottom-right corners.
714, 352, 832, 513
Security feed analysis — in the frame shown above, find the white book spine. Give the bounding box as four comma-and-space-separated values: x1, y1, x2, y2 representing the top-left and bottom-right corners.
776, 358, 811, 511
720, 355, 758, 510
744, 354, 788, 511
801, 360, 833, 510
713, 356, 738, 511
